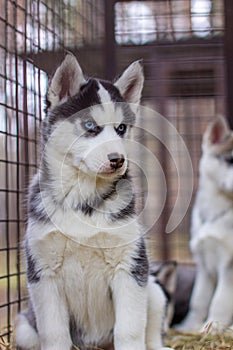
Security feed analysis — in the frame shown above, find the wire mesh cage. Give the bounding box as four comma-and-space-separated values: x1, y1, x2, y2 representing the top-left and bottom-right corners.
115, 0, 224, 44
0, 0, 230, 346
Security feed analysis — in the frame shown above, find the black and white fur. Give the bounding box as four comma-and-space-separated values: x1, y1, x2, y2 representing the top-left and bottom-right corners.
177, 116, 233, 332
150, 262, 177, 332
15, 54, 173, 350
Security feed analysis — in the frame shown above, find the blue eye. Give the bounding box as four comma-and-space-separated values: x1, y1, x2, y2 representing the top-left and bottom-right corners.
83, 120, 103, 136
85, 121, 95, 130
116, 124, 127, 136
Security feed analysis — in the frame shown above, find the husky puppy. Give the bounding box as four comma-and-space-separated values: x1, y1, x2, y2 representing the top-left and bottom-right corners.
15, 54, 173, 350
177, 116, 233, 332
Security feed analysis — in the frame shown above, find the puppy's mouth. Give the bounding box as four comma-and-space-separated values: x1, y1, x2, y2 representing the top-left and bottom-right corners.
97, 167, 126, 178
97, 162, 127, 178
73, 158, 127, 178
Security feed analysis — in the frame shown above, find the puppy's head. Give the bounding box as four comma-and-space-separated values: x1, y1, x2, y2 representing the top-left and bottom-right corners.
43, 53, 144, 180
200, 116, 233, 194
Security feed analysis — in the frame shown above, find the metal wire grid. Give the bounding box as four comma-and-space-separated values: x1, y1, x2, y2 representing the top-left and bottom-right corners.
0, 1, 42, 340
115, 0, 224, 45
0, 0, 105, 343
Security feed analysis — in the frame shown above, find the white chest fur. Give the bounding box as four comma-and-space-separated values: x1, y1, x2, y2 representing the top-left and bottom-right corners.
29, 230, 136, 345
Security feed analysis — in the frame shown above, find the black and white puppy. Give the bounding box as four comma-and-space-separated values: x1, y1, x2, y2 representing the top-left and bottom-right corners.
177, 116, 233, 332
15, 54, 173, 350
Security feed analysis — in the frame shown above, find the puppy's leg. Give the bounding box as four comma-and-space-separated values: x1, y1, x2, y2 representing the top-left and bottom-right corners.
146, 279, 174, 350
111, 270, 147, 350
203, 266, 233, 330
177, 265, 215, 331
146, 279, 164, 349
29, 277, 72, 350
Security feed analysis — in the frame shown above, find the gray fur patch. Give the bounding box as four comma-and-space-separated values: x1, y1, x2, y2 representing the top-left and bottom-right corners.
131, 238, 149, 287
75, 185, 117, 216
69, 316, 86, 349
69, 316, 113, 350
109, 194, 135, 221
28, 178, 51, 224
23, 300, 37, 331
25, 241, 41, 283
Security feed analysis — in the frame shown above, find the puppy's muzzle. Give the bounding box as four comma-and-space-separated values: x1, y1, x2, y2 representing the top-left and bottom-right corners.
108, 153, 125, 170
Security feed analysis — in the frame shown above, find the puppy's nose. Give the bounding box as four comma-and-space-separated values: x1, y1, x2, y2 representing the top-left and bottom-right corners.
108, 153, 125, 169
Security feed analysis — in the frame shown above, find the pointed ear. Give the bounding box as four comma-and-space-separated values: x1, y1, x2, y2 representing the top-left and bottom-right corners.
204, 116, 229, 147
114, 60, 144, 104
153, 261, 177, 297
47, 53, 86, 109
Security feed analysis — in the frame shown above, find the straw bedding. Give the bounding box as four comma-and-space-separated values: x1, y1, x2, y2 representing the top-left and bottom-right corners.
165, 327, 233, 350
1, 327, 233, 350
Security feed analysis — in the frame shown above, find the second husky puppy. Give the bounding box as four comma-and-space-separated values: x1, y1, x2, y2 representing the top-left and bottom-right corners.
178, 116, 233, 332
15, 54, 172, 350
